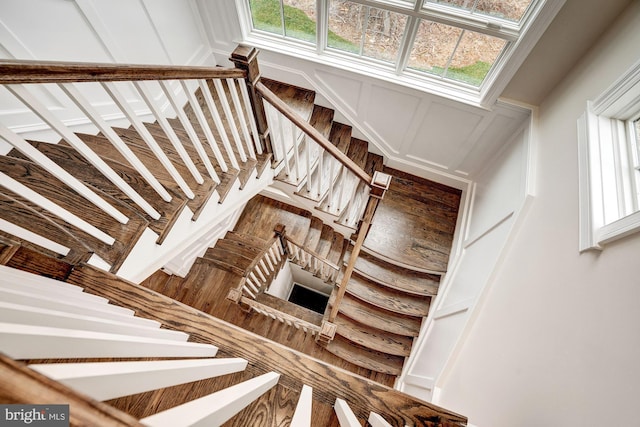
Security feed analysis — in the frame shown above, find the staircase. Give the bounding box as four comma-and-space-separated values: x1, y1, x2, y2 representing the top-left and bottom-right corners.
0, 246, 467, 426
0, 45, 463, 423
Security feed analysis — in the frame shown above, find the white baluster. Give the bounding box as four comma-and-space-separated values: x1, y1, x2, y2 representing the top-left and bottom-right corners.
368, 412, 393, 427
159, 81, 220, 184
275, 109, 290, 175
0, 219, 69, 256
327, 160, 336, 208
249, 271, 263, 287
253, 265, 267, 282
101, 82, 195, 199
268, 246, 278, 265
334, 398, 360, 427
213, 79, 246, 162
180, 80, 228, 172
226, 78, 253, 160
337, 167, 347, 212
289, 385, 313, 427
59, 82, 170, 214
133, 81, 203, 183
0, 124, 128, 224
6, 85, 142, 224
237, 79, 261, 155
0, 323, 218, 359
140, 372, 279, 427
245, 276, 260, 294
0, 265, 87, 294
0, 172, 115, 245
243, 286, 256, 299
263, 252, 275, 271
198, 79, 238, 170
0, 288, 139, 322
291, 119, 300, 182
30, 358, 247, 401
317, 150, 324, 197
0, 301, 186, 341
0, 280, 107, 306
305, 137, 312, 192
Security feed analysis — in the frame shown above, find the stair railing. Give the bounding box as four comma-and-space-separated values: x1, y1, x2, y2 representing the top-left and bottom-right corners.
1, 262, 467, 426
230, 45, 392, 342
280, 229, 341, 284
226, 228, 287, 303
0, 264, 282, 426
0, 60, 262, 271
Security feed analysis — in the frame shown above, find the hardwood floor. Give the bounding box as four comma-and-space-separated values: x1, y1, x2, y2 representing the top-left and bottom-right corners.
140, 167, 462, 387
364, 166, 462, 272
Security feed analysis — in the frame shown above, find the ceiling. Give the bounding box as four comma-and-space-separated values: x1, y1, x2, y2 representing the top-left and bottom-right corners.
501, 0, 634, 106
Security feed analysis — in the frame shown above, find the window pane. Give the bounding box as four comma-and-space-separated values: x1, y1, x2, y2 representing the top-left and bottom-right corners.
474, 0, 533, 22
250, 0, 283, 35
425, 0, 534, 22
362, 7, 407, 63
328, 1, 407, 63
444, 30, 506, 86
283, 0, 317, 43
328, 0, 364, 54
407, 20, 463, 76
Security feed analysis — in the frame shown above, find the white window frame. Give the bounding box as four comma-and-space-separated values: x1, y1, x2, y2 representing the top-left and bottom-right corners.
235, 0, 565, 107
578, 59, 640, 251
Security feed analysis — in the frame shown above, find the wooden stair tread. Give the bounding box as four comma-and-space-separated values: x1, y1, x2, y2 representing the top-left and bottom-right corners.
13, 140, 187, 244
337, 293, 422, 337
224, 230, 269, 249
302, 216, 323, 251
333, 313, 413, 356
0, 156, 148, 271
262, 78, 315, 121
328, 122, 352, 154
234, 196, 312, 243
326, 231, 347, 266
346, 138, 369, 170
384, 166, 462, 210
346, 273, 431, 317
308, 105, 334, 138
202, 247, 255, 275
345, 248, 440, 296
324, 335, 404, 376
80, 130, 218, 220
255, 293, 323, 326
0, 191, 93, 263
214, 237, 265, 259
314, 224, 336, 260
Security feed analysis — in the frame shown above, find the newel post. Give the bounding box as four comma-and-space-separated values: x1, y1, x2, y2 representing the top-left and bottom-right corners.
319, 171, 392, 343
230, 45, 272, 155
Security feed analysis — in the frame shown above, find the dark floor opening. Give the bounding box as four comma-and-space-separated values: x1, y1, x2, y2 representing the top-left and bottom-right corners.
288, 284, 329, 314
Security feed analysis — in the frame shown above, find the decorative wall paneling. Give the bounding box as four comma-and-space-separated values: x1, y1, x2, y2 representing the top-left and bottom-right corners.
0, 0, 213, 149
399, 122, 535, 401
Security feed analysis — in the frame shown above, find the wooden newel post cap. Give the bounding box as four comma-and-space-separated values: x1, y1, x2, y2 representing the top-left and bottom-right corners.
370, 171, 392, 199
231, 44, 259, 64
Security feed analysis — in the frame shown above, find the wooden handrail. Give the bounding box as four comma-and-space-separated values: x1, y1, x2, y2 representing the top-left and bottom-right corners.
255, 81, 373, 186
0, 59, 245, 84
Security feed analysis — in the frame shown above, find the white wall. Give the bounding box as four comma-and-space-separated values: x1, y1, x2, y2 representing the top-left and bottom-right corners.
436, 3, 640, 426
0, 0, 213, 145
400, 120, 533, 400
